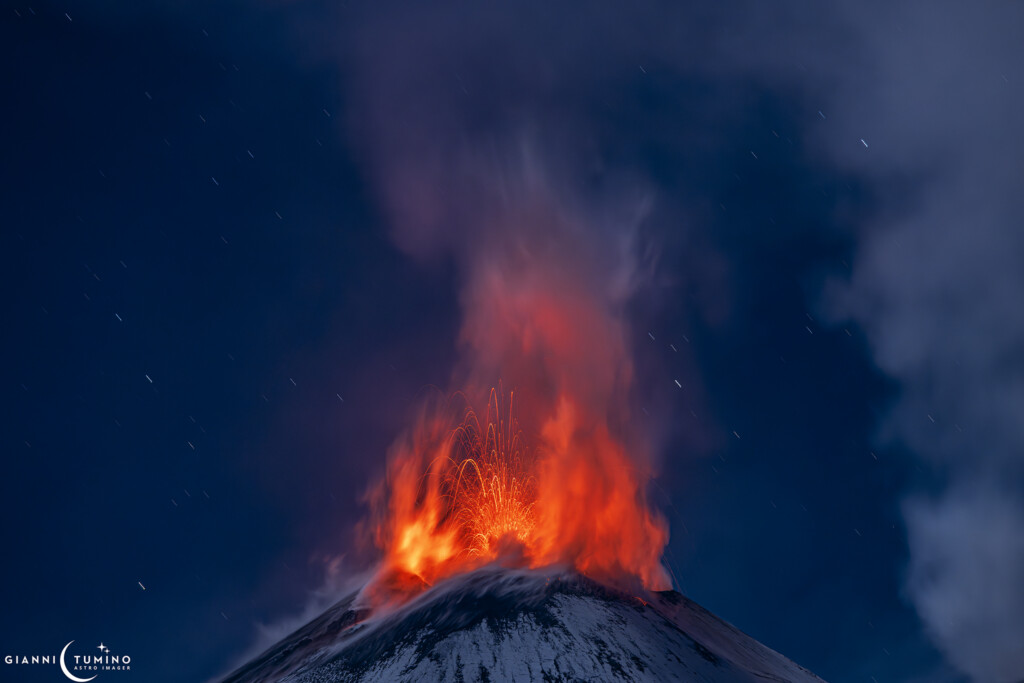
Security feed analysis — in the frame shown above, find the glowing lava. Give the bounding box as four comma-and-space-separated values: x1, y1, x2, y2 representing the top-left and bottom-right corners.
449, 393, 537, 558
363, 208, 671, 603
368, 388, 669, 598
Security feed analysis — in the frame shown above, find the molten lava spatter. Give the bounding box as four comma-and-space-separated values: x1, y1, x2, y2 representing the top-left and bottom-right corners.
449, 394, 537, 558
368, 388, 669, 599
363, 209, 671, 603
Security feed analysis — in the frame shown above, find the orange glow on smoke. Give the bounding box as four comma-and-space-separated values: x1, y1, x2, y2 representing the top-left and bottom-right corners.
365, 229, 671, 599
369, 387, 669, 594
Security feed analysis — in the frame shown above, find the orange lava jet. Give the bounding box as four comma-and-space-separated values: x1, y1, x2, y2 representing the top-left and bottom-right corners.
367, 388, 669, 599
449, 393, 537, 559
363, 207, 671, 603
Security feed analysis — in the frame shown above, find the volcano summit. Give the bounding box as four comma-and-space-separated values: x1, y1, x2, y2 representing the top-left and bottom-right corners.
222, 567, 824, 682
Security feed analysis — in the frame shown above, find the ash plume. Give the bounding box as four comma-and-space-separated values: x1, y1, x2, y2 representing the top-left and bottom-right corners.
331, 0, 1024, 677
344, 2, 673, 592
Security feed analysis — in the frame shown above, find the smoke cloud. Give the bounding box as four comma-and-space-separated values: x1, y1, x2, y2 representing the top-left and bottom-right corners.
332, 0, 1024, 677
345, 2, 678, 591
814, 3, 1024, 680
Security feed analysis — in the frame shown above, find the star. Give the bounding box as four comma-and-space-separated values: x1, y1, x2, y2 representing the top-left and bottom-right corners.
97, 643, 109, 653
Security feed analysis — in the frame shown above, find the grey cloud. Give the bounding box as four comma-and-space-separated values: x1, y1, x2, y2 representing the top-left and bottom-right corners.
905, 485, 1024, 683
819, 2, 1024, 681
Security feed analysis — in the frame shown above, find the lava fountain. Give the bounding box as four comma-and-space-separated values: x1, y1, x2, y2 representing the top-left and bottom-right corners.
363, 210, 671, 602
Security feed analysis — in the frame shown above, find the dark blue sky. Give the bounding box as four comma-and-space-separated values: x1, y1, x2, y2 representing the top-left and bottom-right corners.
5, 2, 1022, 682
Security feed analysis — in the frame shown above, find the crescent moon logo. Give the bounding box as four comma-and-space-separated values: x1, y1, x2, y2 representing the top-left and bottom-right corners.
60, 641, 97, 683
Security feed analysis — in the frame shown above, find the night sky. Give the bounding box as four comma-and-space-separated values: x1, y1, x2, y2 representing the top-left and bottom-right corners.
4, 2, 1023, 683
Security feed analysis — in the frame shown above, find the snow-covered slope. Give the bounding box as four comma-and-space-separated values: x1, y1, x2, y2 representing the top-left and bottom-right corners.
222, 567, 825, 682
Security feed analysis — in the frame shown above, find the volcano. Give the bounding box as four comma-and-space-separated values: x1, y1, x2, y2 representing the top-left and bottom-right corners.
221, 567, 824, 683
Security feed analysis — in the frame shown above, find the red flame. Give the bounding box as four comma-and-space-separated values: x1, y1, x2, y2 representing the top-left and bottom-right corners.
367, 387, 669, 596
365, 240, 671, 599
